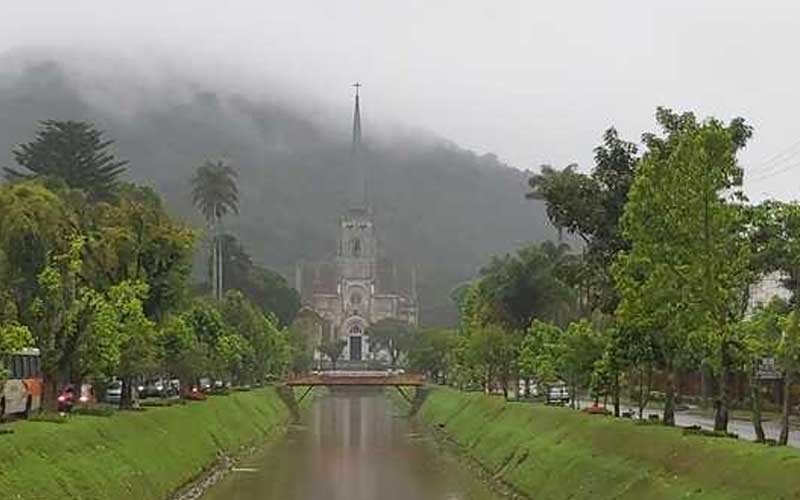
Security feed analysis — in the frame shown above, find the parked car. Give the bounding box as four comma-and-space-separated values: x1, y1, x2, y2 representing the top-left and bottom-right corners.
106, 380, 123, 404
137, 378, 178, 399
545, 383, 570, 405
105, 380, 138, 404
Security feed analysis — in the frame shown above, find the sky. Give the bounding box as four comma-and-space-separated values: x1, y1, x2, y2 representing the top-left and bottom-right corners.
2, 0, 800, 200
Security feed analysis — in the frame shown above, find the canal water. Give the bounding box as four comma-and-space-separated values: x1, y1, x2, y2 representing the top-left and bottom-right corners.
203, 388, 502, 500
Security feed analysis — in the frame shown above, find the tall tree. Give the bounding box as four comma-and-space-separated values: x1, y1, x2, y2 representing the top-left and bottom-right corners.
78, 184, 196, 321
778, 311, 800, 445
191, 159, 239, 301
616, 108, 752, 430
0, 181, 73, 321
527, 128, 639, 313
4, 120, 128, 200
739, 298, 787, 442
218, 234, 300, 325
407, 328, 457, 383
475, 241, 577, 331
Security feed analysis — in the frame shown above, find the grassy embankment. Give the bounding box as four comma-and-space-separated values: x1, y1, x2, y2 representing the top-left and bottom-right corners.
417, 387, 800, 500
0, 387, 291, 500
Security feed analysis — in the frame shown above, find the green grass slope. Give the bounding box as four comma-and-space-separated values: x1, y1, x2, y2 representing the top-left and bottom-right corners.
417, 387, 800, 500
0, 388, 289, 500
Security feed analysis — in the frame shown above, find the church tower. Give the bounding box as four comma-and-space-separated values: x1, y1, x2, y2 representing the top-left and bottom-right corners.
338, 83, 377, 280
295, 85, 419, 368
336, 83, 377, 361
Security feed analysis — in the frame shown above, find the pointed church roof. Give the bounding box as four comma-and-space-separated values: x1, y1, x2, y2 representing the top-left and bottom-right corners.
350, 83, 369, 210
352, 82, 362, 155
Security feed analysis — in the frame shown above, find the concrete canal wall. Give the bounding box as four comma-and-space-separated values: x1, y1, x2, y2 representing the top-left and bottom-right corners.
417, 387, 800, 500
0, 387, 290, 500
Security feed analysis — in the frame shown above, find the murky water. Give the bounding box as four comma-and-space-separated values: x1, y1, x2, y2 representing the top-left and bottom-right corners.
203, 388, 501, 500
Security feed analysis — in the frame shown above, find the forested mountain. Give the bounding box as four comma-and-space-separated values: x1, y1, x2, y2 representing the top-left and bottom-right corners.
0, 54, 553, 325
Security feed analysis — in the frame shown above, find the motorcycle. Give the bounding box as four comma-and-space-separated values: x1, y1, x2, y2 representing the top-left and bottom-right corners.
56, 386, 76, 413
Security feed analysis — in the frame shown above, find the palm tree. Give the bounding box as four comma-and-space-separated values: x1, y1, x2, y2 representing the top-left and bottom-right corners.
191, 159, 239, 300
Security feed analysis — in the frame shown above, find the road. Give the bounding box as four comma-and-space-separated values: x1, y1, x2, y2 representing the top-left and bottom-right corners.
575, 398, 800, 447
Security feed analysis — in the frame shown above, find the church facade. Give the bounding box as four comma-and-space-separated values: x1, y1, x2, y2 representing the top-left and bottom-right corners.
293, 88, 418, 365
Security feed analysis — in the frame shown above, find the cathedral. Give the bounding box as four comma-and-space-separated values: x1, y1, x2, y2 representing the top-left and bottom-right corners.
293, 87, 418, 365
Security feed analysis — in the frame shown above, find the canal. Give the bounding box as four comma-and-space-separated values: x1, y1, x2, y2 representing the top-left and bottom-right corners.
203, 388, 502, 500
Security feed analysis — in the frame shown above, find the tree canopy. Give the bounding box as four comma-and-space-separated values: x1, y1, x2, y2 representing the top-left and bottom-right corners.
4, 120, 127, 199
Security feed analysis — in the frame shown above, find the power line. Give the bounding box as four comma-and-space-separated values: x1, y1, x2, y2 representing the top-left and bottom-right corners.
747, 158, 800, 184
746, 138, 800, 176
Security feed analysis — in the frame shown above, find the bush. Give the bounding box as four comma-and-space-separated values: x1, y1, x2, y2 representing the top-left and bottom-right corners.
140, 399, 183, 407
682, 425, 738, 439
207, 387, 231, 396
73, 405, 116, 417
29, 412, 69, 424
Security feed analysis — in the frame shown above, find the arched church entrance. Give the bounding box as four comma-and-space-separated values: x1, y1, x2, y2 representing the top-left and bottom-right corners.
347, 322, 365, 361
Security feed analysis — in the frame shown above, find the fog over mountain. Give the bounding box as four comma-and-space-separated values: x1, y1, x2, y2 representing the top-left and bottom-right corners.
0, 49, 552, 325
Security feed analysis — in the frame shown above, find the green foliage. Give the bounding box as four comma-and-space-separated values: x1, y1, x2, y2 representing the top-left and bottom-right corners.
182, 299, 228, 347
419, 387, 800, 500
0, 388, 290, 500
318, 337, 347, 368
0, 181, 72, 318
614, 108, 752, 426
191, 159, 239, 224
778, 310, 800, 377
81, 183, 196, 321
4, 120, 127, 199
557, 320, 605, 395
748, 201, 800, 304
0, 322, 33, 355
219, 235, 300, 325
0, 322, 34, 383
473, 241, 577, 330
367, 318, 415, 366
407, 328, 457, 380
218, 291, 289, 382
107, 281, 158, 380
159, 315, 208, 389
739, 298, 787, 368
527, 128, 639, 312
519, 320, 562, 386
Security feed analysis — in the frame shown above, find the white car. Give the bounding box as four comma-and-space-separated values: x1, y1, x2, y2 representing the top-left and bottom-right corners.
545, 383, 570, 405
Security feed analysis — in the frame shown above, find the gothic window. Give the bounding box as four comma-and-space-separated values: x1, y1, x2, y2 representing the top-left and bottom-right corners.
349, 324, 362, 336
350, 292, 362, 306
350, 238, 362, 257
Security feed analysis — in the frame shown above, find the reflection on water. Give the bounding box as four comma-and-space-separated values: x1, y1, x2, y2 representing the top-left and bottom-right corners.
203, 388, 501, 500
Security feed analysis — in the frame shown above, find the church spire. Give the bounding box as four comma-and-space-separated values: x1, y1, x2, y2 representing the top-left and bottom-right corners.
351, 82, 368, 207
352, 82, 362, 154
